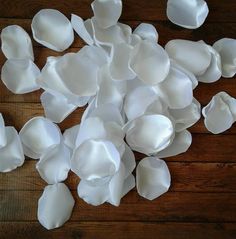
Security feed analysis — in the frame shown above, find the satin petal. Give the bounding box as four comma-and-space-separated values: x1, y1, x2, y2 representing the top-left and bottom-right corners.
133, 23, 158, 42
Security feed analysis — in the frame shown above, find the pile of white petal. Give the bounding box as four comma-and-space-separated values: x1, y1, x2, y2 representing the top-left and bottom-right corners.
1, 0, 236, 230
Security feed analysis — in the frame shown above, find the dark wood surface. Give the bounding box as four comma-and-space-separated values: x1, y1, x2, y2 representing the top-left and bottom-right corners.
0, 0, 236, 238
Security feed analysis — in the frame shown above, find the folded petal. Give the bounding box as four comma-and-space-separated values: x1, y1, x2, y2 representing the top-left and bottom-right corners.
0, 127, 24, 172
133, 23, 158, 42
91, 0, 122, 29
19, 117, 61, 159
165, 40, 211, 76
136, 157, 171, 200
121, 143, 136, 178
1, 25, 34, 60
167, 0, 209, 29
213, 38, 236, 78
130, 40, 170, 85
32, 9, 74, 52
38, 183, 75, 230
63, 124, 80, 150
121, 174, 135, 198
71, 14, 94, 45
36, 143, 71, 184
71, 139, 121, 181
156, 130, 192, 158
0, 113, 7, 148
125, 114, 174, 155
1, 59, 40, 94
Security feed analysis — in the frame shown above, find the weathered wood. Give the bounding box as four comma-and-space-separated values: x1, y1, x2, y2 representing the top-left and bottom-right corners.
0, 190, 236, 222
0, 222, 236, 239
1, 160, 236, 192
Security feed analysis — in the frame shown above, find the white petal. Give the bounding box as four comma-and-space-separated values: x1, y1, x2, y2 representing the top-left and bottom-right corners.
202, 92, 236, 134
125, 114, 174, 155
165, 40, 211, 76
122, 143, 136, 178
213, 38, 236, 78
63, 124, 80, 149
136, 157, 171, 200
1, 25, 34, 60
169, 98, 201, 132
91, 0, 122, 29
133, 23, 158, 42
19, 117, 61, 159
71, 139, 120, 181
0, 127, 24, 172
109, 43, 136, 80
167, 0, 209, 29
124, 86, 157, 121
1, 59, 40, 94
130, 34, 142, 46
71, 14, 94, 45
130, 40, 170, 85
156, 130, 192, 158
38, 183, 74, 230
36, 143, 71, 184
32, 9, 74, 52
121, 174, 135, 198
0, 113, 7, 148
77, 179, 109, 206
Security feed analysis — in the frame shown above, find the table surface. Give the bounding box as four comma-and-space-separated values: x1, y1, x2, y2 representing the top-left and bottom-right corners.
0, 0, 236, 238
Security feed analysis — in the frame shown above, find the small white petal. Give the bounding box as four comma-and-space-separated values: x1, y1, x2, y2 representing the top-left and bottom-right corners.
38, 183, 74, 230
130, 34, 142, 46
63, 124, 80, 150
0, 127, 24, 172
125, 114, 174, 155
213, 38, 236, 78
1, 25, 34, 60
167, 0, 209, 29
91, 0, 122, 29
32, 9, 74, 52
71, 139, 120, 181
36, 143, 71, 184
1, 59, 40, 94
0, 113, 7, 148
130, 40, 170, 85
156, 130, 192, 158
122, 143, 136, 178
165, 40, 211, 76
121, 174, 135, 198
136, 157, 171, 200
71, 14, 94, 45
19, 117, 61, 159
133, 23, 158, 42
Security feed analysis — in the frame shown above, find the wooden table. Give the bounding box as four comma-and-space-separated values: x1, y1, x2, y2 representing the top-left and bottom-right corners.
0, 0, 236, 238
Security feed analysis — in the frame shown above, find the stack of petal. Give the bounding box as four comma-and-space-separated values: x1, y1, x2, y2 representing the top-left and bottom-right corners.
0, 0, 236, 230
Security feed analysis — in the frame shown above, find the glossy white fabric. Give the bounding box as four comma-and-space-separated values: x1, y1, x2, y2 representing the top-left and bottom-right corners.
133, 23, 158, 42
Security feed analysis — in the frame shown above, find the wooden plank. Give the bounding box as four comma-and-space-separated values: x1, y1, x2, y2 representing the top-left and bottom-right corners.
0, 222, 236, 239
1, 160, 236, 192
0, 190, 236, 222
0, 0, 236, 22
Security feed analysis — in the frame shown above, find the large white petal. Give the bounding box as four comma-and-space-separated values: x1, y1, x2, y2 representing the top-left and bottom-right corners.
91, 0, 122, 29
19, 117, 61, 159
0, 127, 24, 172
0, 113, 7, 148
130, 40, 170, 85
213, 38, 236, 78
165, 40, 211, 76
1, 59, 40, 94
63, 124, 80, 150
38, 183, 74, 230
167, 0, 209, 29
32, 9, 74, 52
133, 23, 158, 42
136, 157, 171, 200
156, 130, 192, 158
36, 143, 71, 184
1, 25, 34, 60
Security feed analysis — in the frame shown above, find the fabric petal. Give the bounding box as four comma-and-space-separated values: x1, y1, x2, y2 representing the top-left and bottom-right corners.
121, 143, 136, 178
63, 124, 80, 150
0, 113, 7, 148
121, 174, 135, 198
133, 23, 158, 42
136, 157, 171, 200
37, 183, 75, 230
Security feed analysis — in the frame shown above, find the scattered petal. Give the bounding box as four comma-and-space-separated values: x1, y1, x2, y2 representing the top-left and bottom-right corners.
133, 23, 158, 42
122, 143, 136, 178
63, 124, 80, 149
122, 174, 135, 198
0, 113, 7, 148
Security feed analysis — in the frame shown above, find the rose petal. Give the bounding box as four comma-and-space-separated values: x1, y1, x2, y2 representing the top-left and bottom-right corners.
133, 23, 158, 42
36, 143, 71, 184
1, 59, 40, 94
0, 113, 7, 148
156, 130, 192, 158
0, 127, 24, 172
32, 9, 74, 52
1, 25, 34, 60
213, 38, 236, 78
167, 0, 209, 29
122, 143, 136, 178
121, 174, 135, 198
130, 40, 170, 85
136, 157, 171, 200
19, 116, 61, 159
91, 0, 122, 29
63, 124, 80, 150
37, 183, 74, 230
